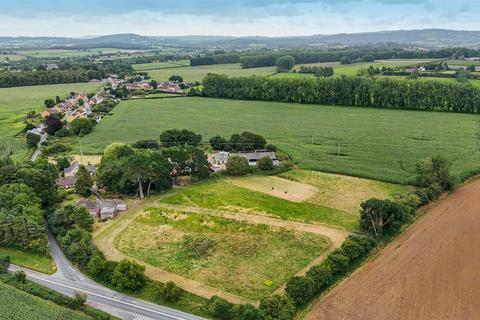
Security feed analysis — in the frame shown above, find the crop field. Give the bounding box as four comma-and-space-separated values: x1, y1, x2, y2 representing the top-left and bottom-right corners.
279, 170, 411, 213
115, 207, 331, 300
0, 281, 92, 320
0, 247, 55, 274
77, 96, 480, 184
159, 180, 357, 230
0, 82, 101, 160
132, 60, 191, 71
146, 63, 276, 82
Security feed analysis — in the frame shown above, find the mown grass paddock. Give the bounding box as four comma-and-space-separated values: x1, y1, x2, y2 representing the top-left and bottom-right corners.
77, 96, 480, 184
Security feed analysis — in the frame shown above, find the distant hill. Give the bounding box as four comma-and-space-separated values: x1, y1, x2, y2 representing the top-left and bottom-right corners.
1, 29, 480, 49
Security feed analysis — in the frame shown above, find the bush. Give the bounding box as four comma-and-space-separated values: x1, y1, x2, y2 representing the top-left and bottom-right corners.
0, 256, 10, 273
325, 249, 350, 273
14, 271, 26, 284
26, 133, 40, 148
305, 265, 332, 293
259, 294, 295, 320
209, 296, 234, 320
132, 139, 159, 149
285, 276, 315, 307
72, 291, 87, 308
226, 156, 250, 176
162, 281, 183, 302
43, 143, 70, 155
257, 156, 274, 171
265, 144, 277, 152
54, 127, 70, 137
182, 235, 216, 258
111, 259, 146, 292
416, 155, 455, 192
232, 304, 259, 320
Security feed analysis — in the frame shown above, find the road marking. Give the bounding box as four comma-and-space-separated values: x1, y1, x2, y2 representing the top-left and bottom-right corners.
25, 273, 200, 320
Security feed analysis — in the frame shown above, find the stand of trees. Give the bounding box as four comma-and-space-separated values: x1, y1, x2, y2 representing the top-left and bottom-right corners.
298, 66, 334, 77
209, 131, 268, 152
190, 53, 240, 66
202, 74, 480, 113
0, 60, 133, 88
0, 155, 60, 255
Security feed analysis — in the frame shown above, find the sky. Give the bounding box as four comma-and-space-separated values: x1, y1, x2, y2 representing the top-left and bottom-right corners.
0, 0, 478, 37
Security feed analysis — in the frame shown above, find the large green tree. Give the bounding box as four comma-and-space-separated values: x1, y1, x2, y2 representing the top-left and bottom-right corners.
75, 165, 93, 197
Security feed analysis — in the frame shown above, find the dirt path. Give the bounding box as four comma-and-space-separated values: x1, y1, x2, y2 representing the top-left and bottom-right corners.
305, 178, 480, 320
94, 201, 349, 305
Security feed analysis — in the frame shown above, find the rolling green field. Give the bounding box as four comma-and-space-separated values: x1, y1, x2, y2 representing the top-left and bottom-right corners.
0, 281, 92, 320
77, 96, 480, 184
160, 180, 357, 229
115, 207, 331, 300
146, 63, 276, 82
133, 60, 191, 71
0, 82, 101, 160
0, 247, 55, 274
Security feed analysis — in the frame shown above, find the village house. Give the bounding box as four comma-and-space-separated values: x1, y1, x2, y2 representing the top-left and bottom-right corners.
76, 198, 127, 219
208, 151, 230, 172
64, 161, 80, 177
157, 82, 183, 93
41, 106, 62, 118
55, 176, 76, 189
237, 150, 279, 166
126, 82, 152, 91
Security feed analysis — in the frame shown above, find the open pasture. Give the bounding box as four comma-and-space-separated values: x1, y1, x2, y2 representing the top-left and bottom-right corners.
77, 96, 480, 184
146, 63, 276, 82
133, 60, 191, 71
0, 83, 101, 160
114, 207, 332, 300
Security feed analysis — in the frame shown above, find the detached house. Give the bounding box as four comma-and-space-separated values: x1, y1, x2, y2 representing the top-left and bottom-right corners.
237, 150, 279, 166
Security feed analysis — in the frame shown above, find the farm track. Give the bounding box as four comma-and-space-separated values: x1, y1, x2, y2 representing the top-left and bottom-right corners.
306, 178, 480, 320
94, 201, 349, 305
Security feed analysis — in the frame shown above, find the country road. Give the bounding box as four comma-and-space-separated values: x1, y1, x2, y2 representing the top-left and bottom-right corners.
9, 230, 205, 320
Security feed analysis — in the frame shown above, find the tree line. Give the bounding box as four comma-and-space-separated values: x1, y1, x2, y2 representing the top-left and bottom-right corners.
0, 61, 133, 88
188, 45, 480, 68
202, 74, 480, 113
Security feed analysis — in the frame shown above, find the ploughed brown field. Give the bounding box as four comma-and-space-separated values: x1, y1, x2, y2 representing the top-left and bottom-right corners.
306, 178, 480, 320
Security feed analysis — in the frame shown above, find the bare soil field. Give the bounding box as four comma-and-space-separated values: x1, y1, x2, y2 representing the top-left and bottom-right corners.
226, 176, 317, 202
305, 178, 480, 320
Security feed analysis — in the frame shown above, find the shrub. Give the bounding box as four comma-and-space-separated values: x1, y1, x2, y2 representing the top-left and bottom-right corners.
416, 155, 455, 192
43, 143, 70, 155
26, 133, 40, 148
232, 304, 259, 320
305, 265, 332, 293
285, 276, 315, 307
0, 256, 10, 273
111, 259, 146, 292
132, 139, 159, 149
265, 144, 277, 152
359, 198, 410, 237
162, 281, 183, 302
14, 271, 26, 284
209, 296, 234, 320
340, 238, 364, 260
257, 156, 274, 171
259, 294, 295, 320
325, 249, 350, 273
182, 235, 216, 258
54, 127, 70, 137
72, 291, 87, 309
226, 156, 250, 176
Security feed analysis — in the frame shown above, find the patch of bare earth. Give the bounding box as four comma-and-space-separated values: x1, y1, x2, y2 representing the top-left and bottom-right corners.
226, 176, 317, 202
305, 178, 480, 320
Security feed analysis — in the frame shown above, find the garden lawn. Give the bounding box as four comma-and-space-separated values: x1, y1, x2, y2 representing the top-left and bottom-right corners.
0, 82, 101, 160
115, 208, 331, 300
0, 281, 92, 320
146, 63, 276, 82
77, 96, 480, 184
0, 247, 55, 274
159, 180, 357, 230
